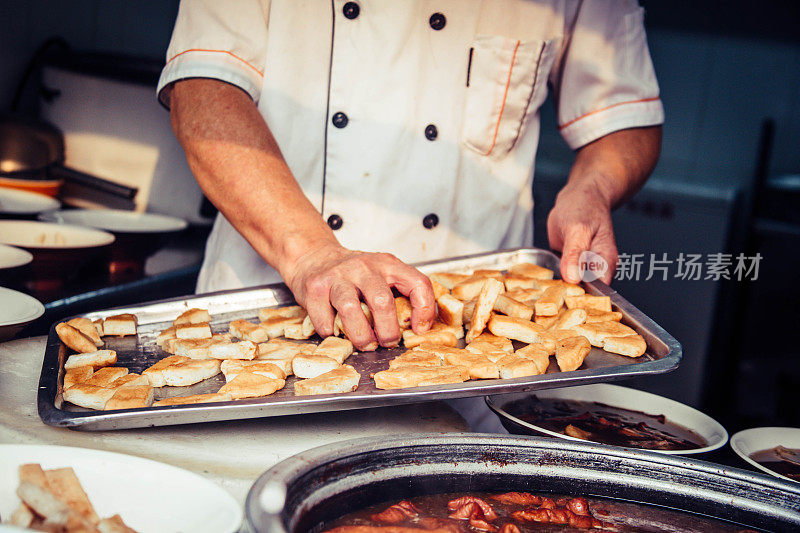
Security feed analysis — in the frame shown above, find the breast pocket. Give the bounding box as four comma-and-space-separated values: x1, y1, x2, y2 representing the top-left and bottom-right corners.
461, 35, 561, 157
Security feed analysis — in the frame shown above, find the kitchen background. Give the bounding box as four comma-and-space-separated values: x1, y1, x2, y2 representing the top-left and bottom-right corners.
1, 1, 798, 431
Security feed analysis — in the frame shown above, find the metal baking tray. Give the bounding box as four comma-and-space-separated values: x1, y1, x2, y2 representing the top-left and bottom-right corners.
38, 248, 681, 431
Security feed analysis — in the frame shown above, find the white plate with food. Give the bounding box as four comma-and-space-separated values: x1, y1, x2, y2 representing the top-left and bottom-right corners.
731, 427, 800, 483
0, 187, 59, 216
487, 383, 728, 455
0, 444, 242, 533
39, 209, 187, 234
0, 287, 44, 342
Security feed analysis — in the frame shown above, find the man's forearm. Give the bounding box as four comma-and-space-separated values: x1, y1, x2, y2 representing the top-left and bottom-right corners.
561, 126, 662, 209
548, 126, 662, 283
169, 78, 337, 278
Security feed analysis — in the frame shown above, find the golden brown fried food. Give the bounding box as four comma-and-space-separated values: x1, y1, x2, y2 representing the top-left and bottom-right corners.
294, 365, 361, 396
555, 335, 592, 371
55, 322, 97, 353
218, 373, 285, 399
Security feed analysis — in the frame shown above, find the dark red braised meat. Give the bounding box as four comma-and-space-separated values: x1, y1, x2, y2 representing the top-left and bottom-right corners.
325, 491, 612, 532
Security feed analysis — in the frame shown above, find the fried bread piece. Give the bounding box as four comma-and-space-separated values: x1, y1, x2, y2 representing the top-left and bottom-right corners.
603, 335, 647, 357
64, 350, 117, 370
497, 353, 547, 379
83, 366, 129, 387
175, 322, 212, 340
103, 313, 137, 336
156, 325, 177, 347
256, 339, 310, 375
465, 332, 514, 354
166, 334, 231, 358
534, 285, 565, 316
142, 355, 191, 387
429, 272, 471, 289
9, 502, 35, 527
572, 321, 638, 347
92, 319, 104, 336
109, 373, 149, 388
313, 336, 354, 364
493, 293, 534, 320
565, 295, 612, 312
534, 311, 562, 329
292, 353, 340, 379
402, 325, 458, 349
220, 359, 286, 381
584, 309, 623, 323
42, 467, 99, 523
63, 383, 116, 410
104, 385, 154, 410
373, 365, 469, 389
229, 319, 270, 343
161, 359, 221, 386
208, 340, 258, 360
505, 287, 544, 306
16, 481, 78, 527
173, 307, 210, 326
452, 275, 492, 301
285, 315, 316, 340
63, 366, 93, 390
55, 322, 97, 353
555, 335, 592, 371
389, 350, 443, 369
218, 373, 285, 399
549, 308, 588, 331
437, 293, 464, 328
487, 315, 555, 349
66, 317, 103, 346
430, 279, 449, 299
549, 329, 581, 341
153, 392, 232, 406
442, 351, 499, 379
257, 305, 307, 322
260, 315, 304, 338
503, 273, 543, 292
295, 364, 361, 396
473, 268, 505, 279
412, 342, 466, 361
466, 277, 505, 343
462, 298, 477, 325
515, 344, 552, 372
507, 262, 555, 280
395, 296, 412, 329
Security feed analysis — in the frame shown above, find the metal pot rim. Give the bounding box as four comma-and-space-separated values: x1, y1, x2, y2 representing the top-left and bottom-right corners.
246, 432, 800, 532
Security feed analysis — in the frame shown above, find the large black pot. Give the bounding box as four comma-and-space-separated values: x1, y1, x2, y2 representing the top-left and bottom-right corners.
246, 433, 800, 533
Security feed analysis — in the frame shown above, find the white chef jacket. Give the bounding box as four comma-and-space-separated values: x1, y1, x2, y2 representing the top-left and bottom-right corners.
158, 0, 664, 293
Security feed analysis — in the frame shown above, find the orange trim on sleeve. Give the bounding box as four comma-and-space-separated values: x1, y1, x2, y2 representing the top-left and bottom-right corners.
166, 48, 264, 77
558, 96, 660, 130
484, 40, 521, 156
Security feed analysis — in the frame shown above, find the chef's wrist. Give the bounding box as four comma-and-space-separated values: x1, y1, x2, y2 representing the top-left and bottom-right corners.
276, 232, 342, 284
558, 172, 616, 212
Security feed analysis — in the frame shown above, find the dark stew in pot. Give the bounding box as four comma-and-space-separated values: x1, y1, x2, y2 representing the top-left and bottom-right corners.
322, 491, 760, 532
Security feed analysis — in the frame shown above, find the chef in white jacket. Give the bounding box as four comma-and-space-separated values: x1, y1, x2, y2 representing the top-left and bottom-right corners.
158, 0, 663, 431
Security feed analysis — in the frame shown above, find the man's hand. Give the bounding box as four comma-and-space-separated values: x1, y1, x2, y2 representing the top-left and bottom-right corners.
547, 179, 617, 285
547, 126, 662, 284
283, 243, 436, 351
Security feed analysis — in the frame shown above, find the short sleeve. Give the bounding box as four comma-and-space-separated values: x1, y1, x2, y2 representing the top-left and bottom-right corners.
157, 0, 270, 108
549, 0, 664, 150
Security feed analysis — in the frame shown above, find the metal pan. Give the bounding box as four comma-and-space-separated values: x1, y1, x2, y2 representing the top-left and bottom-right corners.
245, 433, 800, 532
38, 248, 682, 431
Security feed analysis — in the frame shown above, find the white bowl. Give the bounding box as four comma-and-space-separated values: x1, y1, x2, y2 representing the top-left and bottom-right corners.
487, 384, 728, 455
0, 243, 32, 270
731, 427, 800, 483
0, 444, 242, 533
0, 187, 60, 216
40, 208, 188, 234
0, 286, 44, 341
0, 220, 114, 249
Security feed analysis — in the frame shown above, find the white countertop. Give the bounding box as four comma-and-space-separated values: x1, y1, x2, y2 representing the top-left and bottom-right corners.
0, 336, 468, 504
